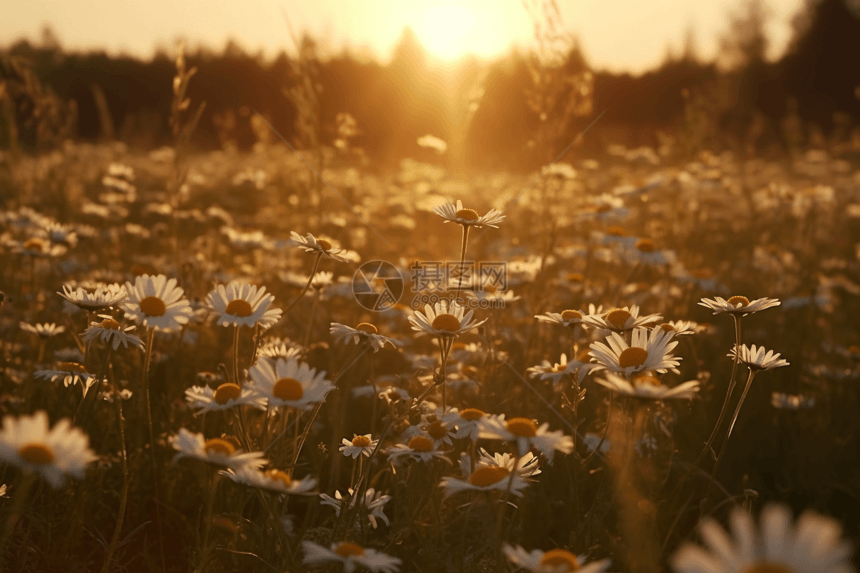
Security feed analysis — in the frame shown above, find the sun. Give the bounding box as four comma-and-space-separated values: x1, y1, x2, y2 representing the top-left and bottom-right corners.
409, 4, 485, 61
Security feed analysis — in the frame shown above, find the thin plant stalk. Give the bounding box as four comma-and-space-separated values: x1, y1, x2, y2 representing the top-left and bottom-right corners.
0, 472, 36, 573
453, 224, 471, 303
101, 364, 130, 573
139, 328, 166, 573
282, 252, 323, 316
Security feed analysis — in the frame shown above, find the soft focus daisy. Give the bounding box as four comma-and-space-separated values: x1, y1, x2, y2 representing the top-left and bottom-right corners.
302, 540, 402, 573
478, 414, 574, 463
589, 327, 680, 378
184, 383, 267, 414
596, 372, 700, 400
220, 467, 317, 495
443, 407, 487, 442
535, 309, 589, 328
433, 200, 506, 228
289, 231, 353, 263
440, 454, 529, 498
170, 428, 266, 470
330, 322, 399, 352
420, 417, 457, 447
527, 351, 604, 385
248, 356, 334, 410
207, 282, 282, 329
582, 305, 662, 333
340, 434, 378, 458
699, 295, 781, 316
123, 274, 193, 332
729, 344, 790, 371
19, 322, 65, 339
671, 503, 854, 573
387, 435, 451, 464
319, 487, 392, 529
503, 544, 611, 573
409, 300, 487, 338
34, 362, 95, 396
81, 316, 144, 350
0, 411, 96, 488
58, 283, 127, 312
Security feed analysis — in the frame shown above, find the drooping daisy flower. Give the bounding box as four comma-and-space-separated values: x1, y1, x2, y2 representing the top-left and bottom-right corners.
527, 351, 604, 385
123, 274, 193, 332
582, 305, 662, 334
478, 415, 574, 463
170, 428, 266, 470
302, 540, 402, 573
339, 434, 378, 458
34, 363, 95, 396
433, 200, 506, 229
596, 372, 700, 401
698, 296, 781, 316
440, 455, 529, 498
656, 320, 702, 336
0, 411, 96, 488
478, 448, 542, 478
387, 435, 451, 464
729, 344, 790, 371
670, 503, 853, 573
248, 356, 334, 411
535, 309, 588, 328
330, 322, 400, 352
503, 544, 611, 573
220, 467, 317, 495
206, 282, 282, 329
257, 337, 304, 360
319, 487, 392, 529
289, 232, 354, 263
589, 327, 680, 378
184, 383, 267, 414
58, 283, 127, 313
81, 316, 144, 350
409, 300, 487, 338
19, 322, 65, 339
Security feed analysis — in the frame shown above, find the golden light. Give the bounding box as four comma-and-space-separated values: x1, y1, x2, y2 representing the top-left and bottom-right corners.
408, 4, 487, 61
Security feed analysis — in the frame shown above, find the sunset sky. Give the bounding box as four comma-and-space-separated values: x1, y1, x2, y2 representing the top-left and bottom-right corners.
4, 0, 805, 73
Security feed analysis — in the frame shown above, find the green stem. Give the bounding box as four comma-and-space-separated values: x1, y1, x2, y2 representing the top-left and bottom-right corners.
283, 252, 322, 316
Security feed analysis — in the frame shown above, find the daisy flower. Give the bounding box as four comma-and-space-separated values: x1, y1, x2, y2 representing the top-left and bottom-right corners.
302, 540, 401, 573
123, 274, 193, 332
257, 337, 303, 360
206, 282, 282, 329
14, 237, 66, 258
478, 415, 573, 464
527, 351, 604, 385
170, 428, 266, 471
433, 200, 506, 228
440, 454, 529, 498
535, 309, 588, 328
58, 283, 127, 312
0, 411, 96, 488
330, 322, 400, 352
421, 417, 457, 447
19, 322, 65, 339
319, 487, 392, 529
184, 383, 267, 414
81, 316, 144, 350
409, 300, 487, 338
248, 356, 334, 411
670, 503, 853, 573
657, 320, 702, 336
220, 467, 317, 495
289, 231, 353, 263
34, 362, 95, 396
595, 372, 700, 401
729, 344, 790, 371
339, 434, 378, 458
387, 435, 451, 464
503, 544, 611, 573
443, 407, 488, 442
582, 305, 662, 333
699, 296, 781, 316
589, 327, 680, 378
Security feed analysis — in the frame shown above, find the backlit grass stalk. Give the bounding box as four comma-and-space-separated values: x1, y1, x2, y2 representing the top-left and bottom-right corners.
101, 365, 130, 573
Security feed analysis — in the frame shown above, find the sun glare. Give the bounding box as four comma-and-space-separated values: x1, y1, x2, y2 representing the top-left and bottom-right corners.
409, 4, 488, 61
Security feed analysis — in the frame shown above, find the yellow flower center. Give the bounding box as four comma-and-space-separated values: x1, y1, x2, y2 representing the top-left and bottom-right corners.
59, 362, 87, 372
455, 208, 480, 221
407, 436, 434, 452
561, 310, 582, 321
100, 318, 122, 330
213, 383, 242, 405
506, 417, 537, 437
727, 296, 750, 308
425, 420, 448, 440
618, 347, 648, 368
18, 443, 55, 466
317, 239, 332, 251
356, 322, 378, 334
139, 296, 167, 317
265, 469, 292, 487
351, 435, 372, 448
633, 375, 661, 386
431, 313, 461, 333
659, 323, 676, 332
539, 549, 580, 572
204, 438, 236, 456
459, 408, 485, 421
567, 273, 584, 283
576, 349, 592, 363
272, 378, 304, 402
608, 226, 625, 236
605, 308, 632, 329
467, 466, 509, 487
742, 565, 794, 573
333, 541, 366, 557
635, 238, 656, 252
225, 299, 254, 317
23, 238, 45, 251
